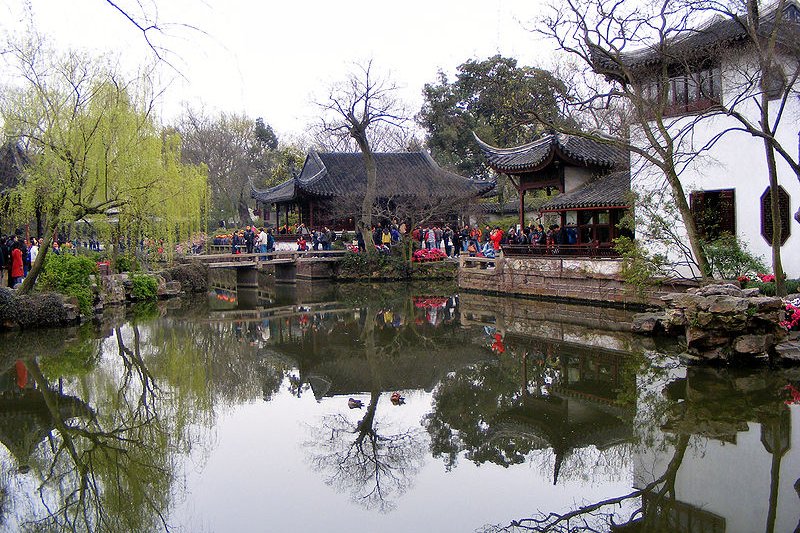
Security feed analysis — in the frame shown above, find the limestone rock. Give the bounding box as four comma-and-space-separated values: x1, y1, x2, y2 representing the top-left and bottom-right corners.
706, 295, 749, 314
733, 334, 773, 354
775, 341, 800, 362
158, 280, 182, 298
748, 297, 784, 313
631, 312, 664, 334
695, 283, 744, 297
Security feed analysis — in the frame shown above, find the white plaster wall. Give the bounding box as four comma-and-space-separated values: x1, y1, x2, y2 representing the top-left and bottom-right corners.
631, 52, 800, 278
633, 409, 800, 533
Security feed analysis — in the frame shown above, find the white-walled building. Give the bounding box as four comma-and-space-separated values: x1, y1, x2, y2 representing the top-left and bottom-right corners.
596, 1, 800, 278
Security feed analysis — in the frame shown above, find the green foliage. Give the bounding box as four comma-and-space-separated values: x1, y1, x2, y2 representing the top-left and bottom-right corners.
38, 254, 97, 314
337, 249, 458, 281
745, 279, 800, 296
338, 249, 412, 280
614, 236, 665, 295
131, 300, 160, 321
418, 55, 574, 178
1, 38, 207, 275
703, 234, 767, 280
114, 254, 138, 273
130, 274, 159, 301
39, 328, 99, 378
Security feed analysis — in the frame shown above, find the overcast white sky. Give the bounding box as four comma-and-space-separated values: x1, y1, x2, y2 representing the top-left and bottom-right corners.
0, 0, 552, 141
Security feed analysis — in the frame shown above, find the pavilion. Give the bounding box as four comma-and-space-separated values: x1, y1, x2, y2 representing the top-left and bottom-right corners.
474, 132, 631, 248
251, 150, 495, 230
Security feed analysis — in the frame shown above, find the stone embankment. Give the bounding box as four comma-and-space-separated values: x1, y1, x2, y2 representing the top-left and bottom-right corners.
459, 256, 696, 307
0, 262, 208, 331
632, 283, 799, 363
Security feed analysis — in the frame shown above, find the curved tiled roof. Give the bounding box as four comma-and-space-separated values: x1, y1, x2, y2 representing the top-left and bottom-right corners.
593, 1, 800, 79
252, 150, 495, 203
474, 132, 623, 173
252, 177, 296, 204
539, 171, 630, 211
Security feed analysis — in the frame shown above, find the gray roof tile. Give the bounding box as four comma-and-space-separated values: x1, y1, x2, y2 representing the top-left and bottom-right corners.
252, 150, 495, 203
474, 132, 624, 173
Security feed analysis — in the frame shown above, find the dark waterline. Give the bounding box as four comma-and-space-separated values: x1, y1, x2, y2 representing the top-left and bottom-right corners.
1, 279, 799, 532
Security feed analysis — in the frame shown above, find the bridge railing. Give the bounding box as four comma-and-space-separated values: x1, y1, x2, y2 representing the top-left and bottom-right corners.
192, 249, 347, 265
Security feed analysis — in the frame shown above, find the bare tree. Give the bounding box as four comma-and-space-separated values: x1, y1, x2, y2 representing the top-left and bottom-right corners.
102, 0, 206, 73
317, 61, 408, 256
177, 107, 278, 224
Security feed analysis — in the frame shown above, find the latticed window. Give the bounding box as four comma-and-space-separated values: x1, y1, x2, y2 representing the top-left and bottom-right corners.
690, 189, 736, 241
761, 186, 791, 246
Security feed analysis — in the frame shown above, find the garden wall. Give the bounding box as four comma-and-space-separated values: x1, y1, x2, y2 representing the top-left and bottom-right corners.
458, 256, 695, 308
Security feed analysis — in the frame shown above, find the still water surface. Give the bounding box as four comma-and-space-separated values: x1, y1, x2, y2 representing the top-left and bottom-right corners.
1, 281, 799, 532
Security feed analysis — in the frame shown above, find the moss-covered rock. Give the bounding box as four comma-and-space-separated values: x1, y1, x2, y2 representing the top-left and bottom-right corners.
161, 262, 208, 293
0, 290, 81, 331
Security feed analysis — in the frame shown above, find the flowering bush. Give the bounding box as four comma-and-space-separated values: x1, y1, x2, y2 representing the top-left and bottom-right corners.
783, 384, 800, 405
781, 299, 800, 331
737, 275, 750, 283
412, 248, 446, 262
413, 296, 448, 309
758, 273, 776, 283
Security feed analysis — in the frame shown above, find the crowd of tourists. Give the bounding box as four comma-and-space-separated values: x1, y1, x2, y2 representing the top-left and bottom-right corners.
212, 226, 277, 254
0, 235, 40, 288
209, 218, 582, 258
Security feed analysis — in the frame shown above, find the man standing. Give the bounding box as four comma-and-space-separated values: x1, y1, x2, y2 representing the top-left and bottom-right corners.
244, 226, 255, 254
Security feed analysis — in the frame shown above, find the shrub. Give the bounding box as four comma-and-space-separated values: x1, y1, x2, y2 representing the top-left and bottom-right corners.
703, 234, 767, 279
114, 254, 137, 273
745, 279, 800, 296
613, 236, 665, 295
338, 250, 410, 280
38, 254, 98, 314
161, 262, 208, 293
130, 273, 158, 301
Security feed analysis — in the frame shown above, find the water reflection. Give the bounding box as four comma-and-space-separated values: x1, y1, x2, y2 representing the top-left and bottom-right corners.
0, 282, 797, 532
0, 325, 183, 532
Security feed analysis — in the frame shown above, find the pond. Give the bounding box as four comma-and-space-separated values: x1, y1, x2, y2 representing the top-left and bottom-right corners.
1, 279, 799, 532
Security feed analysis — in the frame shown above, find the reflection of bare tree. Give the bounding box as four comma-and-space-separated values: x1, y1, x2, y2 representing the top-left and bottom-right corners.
308, 390, 423, 512
487, 434, 690, 532
306, 304, 425, 512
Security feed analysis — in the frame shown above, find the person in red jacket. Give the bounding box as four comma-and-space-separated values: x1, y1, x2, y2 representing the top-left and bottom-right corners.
490, 227, 504, 252
10, 243, 24, 287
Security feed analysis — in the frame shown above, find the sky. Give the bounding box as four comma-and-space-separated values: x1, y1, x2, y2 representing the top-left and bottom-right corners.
0, 0, 553, 141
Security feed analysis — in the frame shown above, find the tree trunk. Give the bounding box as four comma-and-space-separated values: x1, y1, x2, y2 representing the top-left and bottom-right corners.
663, 165, 712, 279
18, 222, 56, 295
237, 193, 252, 226
764, 140, 786, 296
356, 137, 377, 257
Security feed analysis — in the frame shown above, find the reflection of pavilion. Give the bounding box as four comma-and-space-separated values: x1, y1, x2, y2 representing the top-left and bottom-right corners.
302, 343, 489, 399
501, 334, 635, 484
287, 323, 487, 399
500, 396, 632, 484
218, 297, 489, 399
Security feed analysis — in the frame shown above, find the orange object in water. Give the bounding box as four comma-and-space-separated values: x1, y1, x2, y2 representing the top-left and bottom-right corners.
15, 360, 27, 389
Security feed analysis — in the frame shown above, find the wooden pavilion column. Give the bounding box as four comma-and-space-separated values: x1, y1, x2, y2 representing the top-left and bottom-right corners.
519, 189, 526, 229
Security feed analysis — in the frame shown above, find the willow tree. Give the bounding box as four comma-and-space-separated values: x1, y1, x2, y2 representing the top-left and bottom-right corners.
0, 36, 207, 292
